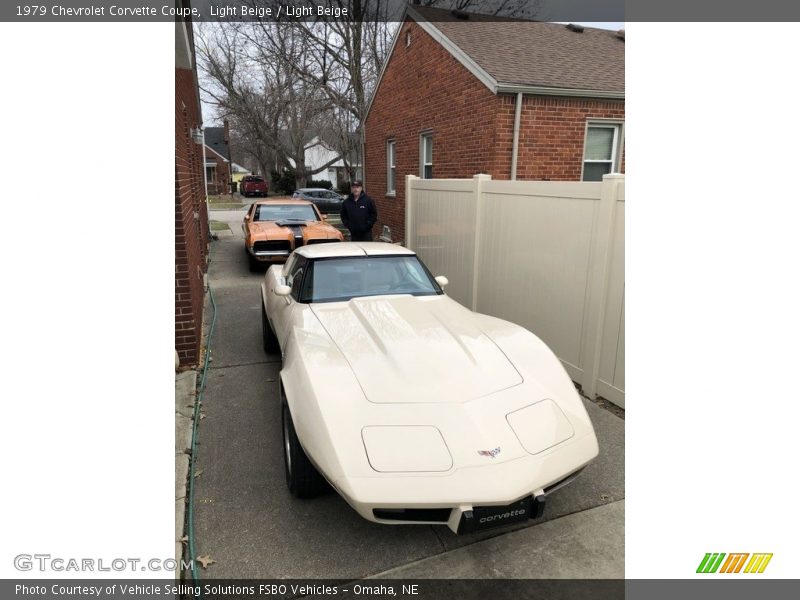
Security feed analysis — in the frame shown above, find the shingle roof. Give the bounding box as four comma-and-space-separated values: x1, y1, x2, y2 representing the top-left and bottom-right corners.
204, 127, 230, 161
409, 5, 624, 94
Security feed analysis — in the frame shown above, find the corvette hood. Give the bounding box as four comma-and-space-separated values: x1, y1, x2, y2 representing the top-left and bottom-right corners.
311, 296, 522, 403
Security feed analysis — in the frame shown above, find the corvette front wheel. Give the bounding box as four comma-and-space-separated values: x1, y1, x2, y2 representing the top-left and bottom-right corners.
282, 403, 328, 498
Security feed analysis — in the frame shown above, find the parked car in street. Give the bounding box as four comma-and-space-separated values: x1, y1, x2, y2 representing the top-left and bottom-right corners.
243, 200, 343, 271
240, 175, 269, 198
261, 242, 599, 534
292, 188, 345, 213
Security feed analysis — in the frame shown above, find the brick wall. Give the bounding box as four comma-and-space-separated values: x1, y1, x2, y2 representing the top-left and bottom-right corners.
365, 20, 499, 243
494, 95, 625, 181
175, 66, 208, 367
214, 158, 231, 194
206, 146, 232, 195
365, 19, 625, 243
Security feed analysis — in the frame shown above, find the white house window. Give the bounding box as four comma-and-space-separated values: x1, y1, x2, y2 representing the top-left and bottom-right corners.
582, 123, 622, 181
387, 140, 396, 195
421, 133, 433, 179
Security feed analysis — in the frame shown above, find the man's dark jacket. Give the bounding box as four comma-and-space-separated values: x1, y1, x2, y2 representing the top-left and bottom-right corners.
340, 191, 377, 237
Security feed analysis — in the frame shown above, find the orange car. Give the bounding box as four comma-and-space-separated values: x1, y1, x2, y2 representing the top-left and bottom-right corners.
243, 200, 343, 271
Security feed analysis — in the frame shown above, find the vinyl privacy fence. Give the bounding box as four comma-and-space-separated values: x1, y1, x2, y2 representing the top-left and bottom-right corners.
405, 173, 625, 408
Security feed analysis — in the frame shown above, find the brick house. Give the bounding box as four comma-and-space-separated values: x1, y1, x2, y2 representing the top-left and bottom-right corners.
364, 5, 625, 243
204, 123, 232, 195
175, 3, 209, 367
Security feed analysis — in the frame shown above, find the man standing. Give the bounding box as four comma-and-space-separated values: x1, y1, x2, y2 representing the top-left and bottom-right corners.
340, 180, 377, 242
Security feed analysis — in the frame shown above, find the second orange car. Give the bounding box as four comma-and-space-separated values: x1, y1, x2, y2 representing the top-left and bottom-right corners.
243, 200, 343, 271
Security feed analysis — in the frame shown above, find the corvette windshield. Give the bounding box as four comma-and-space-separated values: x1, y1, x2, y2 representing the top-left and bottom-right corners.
304, 256, 440, 302
255, 204, 318, 222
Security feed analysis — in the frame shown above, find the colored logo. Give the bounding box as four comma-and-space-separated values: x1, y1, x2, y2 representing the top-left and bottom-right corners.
477, 447, 501, 458
696, 553, 772, 574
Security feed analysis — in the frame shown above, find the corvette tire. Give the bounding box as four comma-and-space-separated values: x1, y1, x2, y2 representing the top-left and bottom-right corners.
261, 303, 279, 354
282, 402, 328, 498
248, 253, 259, 272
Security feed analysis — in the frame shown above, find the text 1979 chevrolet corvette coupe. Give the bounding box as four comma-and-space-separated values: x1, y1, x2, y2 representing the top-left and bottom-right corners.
261, 242, 599, 534
243, 200, 343, 271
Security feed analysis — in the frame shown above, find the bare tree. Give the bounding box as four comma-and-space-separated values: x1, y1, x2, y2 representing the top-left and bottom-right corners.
264, 2, 397, 180
276, 0, 538, 179
196, 23, 283, 175
227, 113, 275, 177
198, 1, 540, 189
197, 21, 345, 189
256, 23, 354, 187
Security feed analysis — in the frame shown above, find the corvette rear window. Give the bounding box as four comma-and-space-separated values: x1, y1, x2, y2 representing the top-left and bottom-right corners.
302, 256, 441, 303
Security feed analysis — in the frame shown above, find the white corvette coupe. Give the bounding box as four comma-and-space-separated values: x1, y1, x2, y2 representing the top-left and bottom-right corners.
261, 242, 598, 534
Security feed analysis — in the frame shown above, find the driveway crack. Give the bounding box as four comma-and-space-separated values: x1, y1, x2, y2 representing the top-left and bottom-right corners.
430, 524, 448, 552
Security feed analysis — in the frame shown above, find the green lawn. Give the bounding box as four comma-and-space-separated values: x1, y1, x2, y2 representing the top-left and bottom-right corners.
207, 195, 246, 210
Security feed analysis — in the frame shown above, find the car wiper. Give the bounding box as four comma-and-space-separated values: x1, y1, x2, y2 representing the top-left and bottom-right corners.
276, 219, 310, 226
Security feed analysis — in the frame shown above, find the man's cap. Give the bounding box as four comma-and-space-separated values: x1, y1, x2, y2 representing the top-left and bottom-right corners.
351, 180, 363, 186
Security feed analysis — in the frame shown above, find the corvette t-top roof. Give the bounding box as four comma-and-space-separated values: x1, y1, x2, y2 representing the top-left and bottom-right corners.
295, 241, 415, 260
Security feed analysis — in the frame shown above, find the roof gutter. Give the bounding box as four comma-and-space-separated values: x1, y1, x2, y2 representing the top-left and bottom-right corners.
204, 145, 230, 162
496, 83, 624, 100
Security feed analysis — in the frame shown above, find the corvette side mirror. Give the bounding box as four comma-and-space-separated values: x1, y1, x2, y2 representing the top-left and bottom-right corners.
244, 214, 250, 221
274, 284, 292, 297
321, 214, 329, 221
435, 276, 449, 288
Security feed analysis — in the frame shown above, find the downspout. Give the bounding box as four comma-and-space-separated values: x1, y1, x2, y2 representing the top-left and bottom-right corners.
360, 127, 365, 184
191, 126, 209, 210
224, 119, 232, 195
200, 128, 208, 206
510, 92, 523, 180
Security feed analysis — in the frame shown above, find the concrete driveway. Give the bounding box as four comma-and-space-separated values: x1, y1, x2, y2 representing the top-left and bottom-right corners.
190, 229, 624, 579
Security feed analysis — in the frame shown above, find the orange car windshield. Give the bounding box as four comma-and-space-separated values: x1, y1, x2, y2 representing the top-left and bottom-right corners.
255, 205, 318, 222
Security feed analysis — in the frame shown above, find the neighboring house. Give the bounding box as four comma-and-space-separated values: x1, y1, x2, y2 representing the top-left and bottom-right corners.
175, 0, 209, 367
364, 5, 625, 243
287, 136, 339, 186
230, 163, 252, 185
282, 131, 362, 188
204, 123, 231, 195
